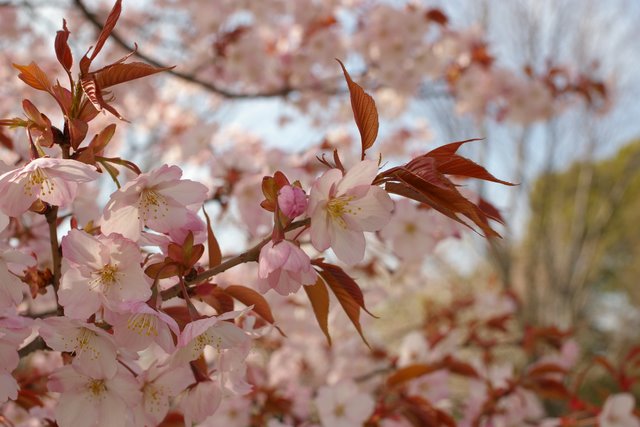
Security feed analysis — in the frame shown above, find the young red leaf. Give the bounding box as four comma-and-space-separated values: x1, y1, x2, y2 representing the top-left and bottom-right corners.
13, 62, 52, 93
89, 124, 117, 154
386, 364, 442, 387
313, 261, 376, 317
316, 265, 370, 347
303, 277, 331, 345
162, 306, 192, 331
442, 356, 479, 378
385, 170, 500, 238
80, 0, 122, 74
144, 261, 182, 280
195, 284, 235, 315
80, 76, 126, 120
0, 129, 12, 150
94, 62, 174, 89
336, 59, 379, 159
523, 377, 570, 399
222, 285, 281, 333
526, 363, 568, 378
68, 119, 88, 150
419, 139, 514, 185
202, 208, 222, 268
55, 19, 73, 72
52, 84, 73, 115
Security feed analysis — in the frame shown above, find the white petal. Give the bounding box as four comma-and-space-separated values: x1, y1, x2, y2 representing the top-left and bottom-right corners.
335, 160, 378, 195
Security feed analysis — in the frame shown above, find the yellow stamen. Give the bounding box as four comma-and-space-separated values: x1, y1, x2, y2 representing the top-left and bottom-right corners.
138, 189, 169, 223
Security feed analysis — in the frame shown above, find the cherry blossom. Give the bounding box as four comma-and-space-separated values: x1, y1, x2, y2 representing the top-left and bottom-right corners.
308, 160, 393, 264
257, 240, 317, 296
133, 362, 194, 426
48, 364, 142, 427
278, 184, 308, 219
314, 380, 375, 427
174, 310, 252, 363
0, 158, 99, 217
38, 317, 118, 378
101, 164, 208, 241
58, 230, 151, 319
107, 301, 180, 353
379, 199, 446, 262
0, 247, 35, 310
0, 316, 32, 404
176, 379, 222, 426
599, 394, 640, 427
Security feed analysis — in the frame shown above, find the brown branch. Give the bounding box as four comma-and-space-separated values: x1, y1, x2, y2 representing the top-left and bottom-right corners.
45, 206, 63, 315
161, 218, 310, 300
72, 0, 334, 99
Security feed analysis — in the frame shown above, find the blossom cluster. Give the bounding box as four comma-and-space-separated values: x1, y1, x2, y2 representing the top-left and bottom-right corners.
0, 2, 633, 427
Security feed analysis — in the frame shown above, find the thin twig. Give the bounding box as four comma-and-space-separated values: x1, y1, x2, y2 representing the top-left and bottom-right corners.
72, 0, 334, 99
161, 218, 310, 300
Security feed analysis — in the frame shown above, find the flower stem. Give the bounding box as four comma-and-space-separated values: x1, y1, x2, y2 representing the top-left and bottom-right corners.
161, 218, 310, 300
45, 206, 63, 315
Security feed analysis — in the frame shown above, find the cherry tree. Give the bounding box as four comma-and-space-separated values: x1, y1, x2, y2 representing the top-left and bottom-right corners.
0, 1, 638, 427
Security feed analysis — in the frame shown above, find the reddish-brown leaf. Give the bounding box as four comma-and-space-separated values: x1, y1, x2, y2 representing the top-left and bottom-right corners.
313, 261, 376, 317
442, 356, 479, 377
13, 62, 52, 92
223, 285, 278, 328
68, 119, 88, 150
52, 84, 73, 115
385, 169, 500, 238
425, 152, 514, 186
144, 261, 181, 280
527, 363, 567, 378
55, 19, 73, 72
162, 306, 191, 331
336, 59, 379, 159
478, 197, 505, 224
425, 8, 448, 25
202, 208, 222, 268
523, 378, 569, 399
387, 363, 442, 387
317, 267, 369, 347
94, 62, 174, 89
77, 99, 101, 123
195, 284, 235, 315
81, 0, 122, 74
80, 76, 126, 120
0, 129, 13, 150
89, 124, 117, 154
303, 277, 331, 345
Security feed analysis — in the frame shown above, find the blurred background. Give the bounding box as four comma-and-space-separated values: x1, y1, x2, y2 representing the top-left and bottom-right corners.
2, 0, 640, 368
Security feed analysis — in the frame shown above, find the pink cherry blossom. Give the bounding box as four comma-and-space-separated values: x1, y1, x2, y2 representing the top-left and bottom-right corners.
176, 379, 222, 426
48, 364, 142, 427
257, 240, 317, 296
107, 301, 180, 353
0, 158, 99, 217
278, 185, 308, 219
0, 247, 35, 310
58, 230, 151, 319
599, 394, 640, 427
308, 160, 393, 264
38, 317, 118, 378
101, 164, 208, 241
0, 212, 8, 233
314, 380, 375, 427
0, 316, 32, 404
174, 310, 252, 363
133, 362, 194, 426
379, 199, 441, 262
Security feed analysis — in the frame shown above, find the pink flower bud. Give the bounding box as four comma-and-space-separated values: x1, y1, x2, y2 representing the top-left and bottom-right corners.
277, 185, 307, 219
